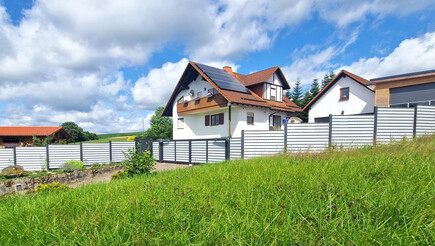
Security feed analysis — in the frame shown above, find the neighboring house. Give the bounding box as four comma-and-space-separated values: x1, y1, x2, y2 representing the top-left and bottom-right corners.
0, 126, 72, 148
303, 70, 375, 123
371, 69, 435, 108
162, 61, 301, 139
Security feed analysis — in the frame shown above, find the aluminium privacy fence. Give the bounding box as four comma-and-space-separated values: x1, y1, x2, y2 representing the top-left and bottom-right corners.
0, 141, 135, 171
151, 105, 435, 164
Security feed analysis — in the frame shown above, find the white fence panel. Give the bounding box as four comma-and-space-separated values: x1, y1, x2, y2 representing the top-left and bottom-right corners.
16, 147, 47, 171
0, 148, 14, 170
416, 105, 435, 137
230, 138, 241, 160
376, 108, 414, 143
82, 143, 110, 165
332, 115, 374, 148
152, 141, 160, 161
111, 142, 135, 163
175, 141, 189, 163
208, 140, 226, 163
48, 145, 81, 169
245, 130, 284, 158
287, 123, 329, 153
163, 141, 175, 162
191, 141, 206, 163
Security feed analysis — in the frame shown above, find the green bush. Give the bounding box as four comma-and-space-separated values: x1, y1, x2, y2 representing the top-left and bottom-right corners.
122, 149, 155, 176
35, 182, 69, 193
111, 170, 127, 181
62, 160, 84, 172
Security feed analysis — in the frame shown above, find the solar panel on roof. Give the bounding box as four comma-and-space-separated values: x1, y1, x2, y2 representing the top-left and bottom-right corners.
195, 63, 250, 94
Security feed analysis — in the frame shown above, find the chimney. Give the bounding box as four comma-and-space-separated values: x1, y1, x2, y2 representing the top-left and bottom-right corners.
223, 66, 233, 74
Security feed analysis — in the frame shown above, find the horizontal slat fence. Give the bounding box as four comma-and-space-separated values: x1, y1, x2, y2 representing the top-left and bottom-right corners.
287, 123, 329, 153
244, 130, 284, 158
0, 141, 135, 171
150, 105, 434, 164
416, 106, 435, 137
0, 149, 14, 170
331, 115, 374, 148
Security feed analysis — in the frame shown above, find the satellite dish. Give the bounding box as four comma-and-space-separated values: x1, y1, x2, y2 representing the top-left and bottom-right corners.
189, 89, 195, 96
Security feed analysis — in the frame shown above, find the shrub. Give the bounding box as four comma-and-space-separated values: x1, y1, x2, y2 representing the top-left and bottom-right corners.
35, 182, 69, 193
62, 160, 84, 172
90, 163, 103, 170
111, 170, 128, 180
122, 149, 155, 176
1, 166, 25, 178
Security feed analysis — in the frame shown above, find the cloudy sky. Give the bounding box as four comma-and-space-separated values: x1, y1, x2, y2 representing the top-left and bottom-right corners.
1, 0, 435, 133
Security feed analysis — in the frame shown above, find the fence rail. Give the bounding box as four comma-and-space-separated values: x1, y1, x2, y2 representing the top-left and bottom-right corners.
150, 105, 435, 164
0, 141, 136, 171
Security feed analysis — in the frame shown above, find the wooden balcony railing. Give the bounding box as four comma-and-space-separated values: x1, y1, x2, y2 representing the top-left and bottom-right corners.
177, 94, 227, 115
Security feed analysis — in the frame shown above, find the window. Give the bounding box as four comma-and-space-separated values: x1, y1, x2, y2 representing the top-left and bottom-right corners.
197, 91, 202, 98
269, 115, 282, 130
270, 85, 276, 101
247, 112, 254, 124
205, 113, 224, 126
340, 87, 349, 100
177, 118, 184, 129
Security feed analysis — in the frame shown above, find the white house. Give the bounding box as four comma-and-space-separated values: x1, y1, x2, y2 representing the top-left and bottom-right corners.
303, 70, 375, 123
162, 61, 302, 139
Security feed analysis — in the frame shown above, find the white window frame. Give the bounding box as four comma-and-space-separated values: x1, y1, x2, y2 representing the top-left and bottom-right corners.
177, 118, 184, 129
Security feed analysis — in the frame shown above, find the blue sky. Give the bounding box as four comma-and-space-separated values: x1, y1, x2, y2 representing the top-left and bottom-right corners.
0, 0, 435, 133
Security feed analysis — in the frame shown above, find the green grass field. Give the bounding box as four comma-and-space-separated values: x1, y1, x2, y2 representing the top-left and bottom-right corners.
1, 136, 434, 245
97, 132, 143, 139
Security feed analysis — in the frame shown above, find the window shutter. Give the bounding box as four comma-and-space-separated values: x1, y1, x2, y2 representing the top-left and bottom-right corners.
205, 115, 209, 126
218, 113, 224, 125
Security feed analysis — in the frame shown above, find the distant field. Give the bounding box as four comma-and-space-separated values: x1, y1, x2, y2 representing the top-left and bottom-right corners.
97, 132, 143, 139
1, 135, 434, 244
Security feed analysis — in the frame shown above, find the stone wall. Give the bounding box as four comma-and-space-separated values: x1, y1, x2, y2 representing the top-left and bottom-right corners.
0, 165, 122, 196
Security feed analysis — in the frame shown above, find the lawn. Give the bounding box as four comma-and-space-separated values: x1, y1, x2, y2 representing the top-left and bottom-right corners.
0, 136, 434, 245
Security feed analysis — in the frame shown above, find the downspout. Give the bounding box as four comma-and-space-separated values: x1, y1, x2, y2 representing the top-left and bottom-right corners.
228, 103, 232, 138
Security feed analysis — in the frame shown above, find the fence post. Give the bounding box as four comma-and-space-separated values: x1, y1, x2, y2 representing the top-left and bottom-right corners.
373, 107, 378, 145
328, 114, 333, 148
241, 130, 245, 159
206, 140, 209, 163
174, 141, 177, 162
284, 123, 288, 153
225, 138, 230, 160
109, 141, 112, 162
80, 142, 83, 162
413, 106, 418, 139
150, 141, 153, 157
188, 140, 192, 164
134, 137, 139, 153
159, 141, 163, 162
46, 144, 50, 171
13, 147, 17, 167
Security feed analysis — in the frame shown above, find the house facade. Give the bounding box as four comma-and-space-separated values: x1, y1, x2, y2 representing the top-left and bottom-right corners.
162, 62, 301, 139
371, 69, 435, 108
0, 126, 72, 148
303, 70, 375, 123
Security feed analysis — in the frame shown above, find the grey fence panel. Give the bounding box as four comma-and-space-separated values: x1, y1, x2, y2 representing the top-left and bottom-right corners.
175, 141, 189, 163
16, 147, 47, 171
152, 141, 160, 161
230, 138, 241, 160
245, 130, 284, 158
287, 123, 329, 153
376, 108, 414, 143
331, 115, 374, 148
112, 142, 136, 163
82, 143, 110, 165
191, 140, 207, 163
48, 145, 81, 169
163, 141, 175, 162
0, 148, 14, 169
416, 105, 435, 137
207, 140, 226, 163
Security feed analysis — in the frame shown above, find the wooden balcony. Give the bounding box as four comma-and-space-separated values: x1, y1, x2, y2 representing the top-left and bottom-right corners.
177, 94, 227, 115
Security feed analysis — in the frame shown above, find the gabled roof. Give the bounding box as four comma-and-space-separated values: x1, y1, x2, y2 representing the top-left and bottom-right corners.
162, 61, 301, 116
0, 126, 72, 138
302, 70, 373, 112
370, 69, 435, 83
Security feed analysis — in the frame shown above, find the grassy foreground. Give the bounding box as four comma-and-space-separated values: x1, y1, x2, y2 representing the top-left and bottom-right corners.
1, 136, 434, 245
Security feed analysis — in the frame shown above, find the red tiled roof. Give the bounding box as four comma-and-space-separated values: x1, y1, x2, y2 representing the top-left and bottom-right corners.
302, 70, 372, 112
0, 126, 71, 137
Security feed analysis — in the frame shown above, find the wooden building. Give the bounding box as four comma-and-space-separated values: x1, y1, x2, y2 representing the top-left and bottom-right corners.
0, 126, 72, 148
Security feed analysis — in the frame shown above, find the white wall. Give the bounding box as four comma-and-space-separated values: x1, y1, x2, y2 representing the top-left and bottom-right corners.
308, 76, 375, 122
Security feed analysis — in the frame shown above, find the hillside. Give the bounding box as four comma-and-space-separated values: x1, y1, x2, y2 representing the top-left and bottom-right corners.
1, 136, 434, 245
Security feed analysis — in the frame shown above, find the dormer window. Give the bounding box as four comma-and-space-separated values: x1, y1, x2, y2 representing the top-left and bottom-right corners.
263, 83, 282, 102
